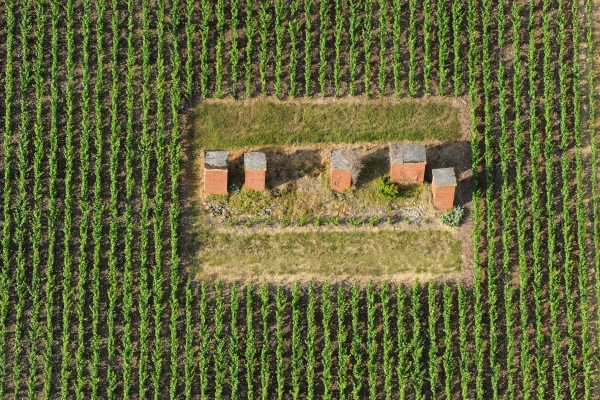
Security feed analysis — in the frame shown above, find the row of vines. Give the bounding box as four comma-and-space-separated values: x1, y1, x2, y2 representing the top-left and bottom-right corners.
0, 0, 182, 397
189, 281, 475, 400
194, 0, 469, 98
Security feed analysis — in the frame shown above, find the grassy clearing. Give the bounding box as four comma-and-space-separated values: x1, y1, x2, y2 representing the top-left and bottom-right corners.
190, 99, 461, 149
195, 230, 462, 277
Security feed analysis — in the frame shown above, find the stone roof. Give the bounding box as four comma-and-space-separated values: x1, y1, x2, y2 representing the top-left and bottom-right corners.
244, 152, 267, 171
390, 143, 427, 164
204, 150, 228, 169
432, 167, 457, 187
331, 149, 354, 170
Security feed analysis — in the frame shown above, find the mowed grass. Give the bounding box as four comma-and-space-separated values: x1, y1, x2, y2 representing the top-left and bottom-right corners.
196, 229, 462, 277
190, 99, 461, 148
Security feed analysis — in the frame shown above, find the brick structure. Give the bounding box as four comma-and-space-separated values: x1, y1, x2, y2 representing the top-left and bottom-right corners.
331, 169, 352, 191
204, 150, 228, 195
389, 143, 426, 184
330, 149, 357, 191
244, 152, 267, 191
432, 167, 457, 211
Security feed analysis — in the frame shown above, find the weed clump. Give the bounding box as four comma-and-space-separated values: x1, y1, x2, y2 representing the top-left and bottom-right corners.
369, 216, 381, 227
438, 206, 464, 227
377, 174, 399, 199
296, 214, 309, 227
228, 188, 271, 215
347, 218, 363, 227
280, 216, 291, 228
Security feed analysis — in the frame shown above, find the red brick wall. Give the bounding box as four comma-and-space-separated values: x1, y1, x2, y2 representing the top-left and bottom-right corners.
432, 184, 455, 211
245, 170, 266, 191
204, 169, 228, 195
391, 163, 426, 184
331, 169, 352, 191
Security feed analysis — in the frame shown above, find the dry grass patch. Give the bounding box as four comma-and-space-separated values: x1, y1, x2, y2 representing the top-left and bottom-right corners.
194, 230, 462, 279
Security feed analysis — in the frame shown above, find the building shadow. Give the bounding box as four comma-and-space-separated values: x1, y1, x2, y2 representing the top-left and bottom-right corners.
425, 141, 472, 208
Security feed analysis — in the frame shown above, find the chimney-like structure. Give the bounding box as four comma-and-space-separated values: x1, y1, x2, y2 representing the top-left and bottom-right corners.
431, 167, 457, 211
330, 149, 354, 191
244, 151, 267, 191
204, 150, 228, 195
389, 142, 426, 184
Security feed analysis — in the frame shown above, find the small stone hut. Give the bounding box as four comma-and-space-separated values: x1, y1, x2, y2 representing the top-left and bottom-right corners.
244, 152, 267, 191
431, 167, 457, 211
389, 143, 426, 184
330, 149, 362, 192
204, 150, 228, 195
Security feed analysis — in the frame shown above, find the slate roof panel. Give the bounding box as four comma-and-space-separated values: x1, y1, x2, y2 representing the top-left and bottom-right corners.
204, 150, 228, 169
432, 167, 457, 187
244, 152, 267, 170
390, 143, 426, 163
